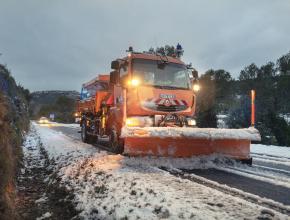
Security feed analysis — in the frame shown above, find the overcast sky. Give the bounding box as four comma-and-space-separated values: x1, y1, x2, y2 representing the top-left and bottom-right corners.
0, 0, 290, 91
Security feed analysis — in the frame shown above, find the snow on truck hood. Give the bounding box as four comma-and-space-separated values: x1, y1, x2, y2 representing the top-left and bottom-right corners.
121, 127, 261, 141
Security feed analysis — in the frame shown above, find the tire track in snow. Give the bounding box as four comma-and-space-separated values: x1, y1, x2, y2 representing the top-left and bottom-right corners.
50, 125, 115, 154
252, 164, 290, 176
252, 153, 290, 164
216, 166, 290, 188
251, 152, 290, 161
253, 158, 290, 173
160, 167, 290, 216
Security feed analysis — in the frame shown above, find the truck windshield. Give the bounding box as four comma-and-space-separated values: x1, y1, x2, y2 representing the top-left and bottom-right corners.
80, 82, 108, 100
132, 59, 192, 90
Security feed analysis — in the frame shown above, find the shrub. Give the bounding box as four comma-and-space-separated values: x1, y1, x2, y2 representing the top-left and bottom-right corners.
0, 64, 30, 219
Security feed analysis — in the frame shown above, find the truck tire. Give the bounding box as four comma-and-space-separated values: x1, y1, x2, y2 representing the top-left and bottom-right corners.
81, 121, 98, 144
109, 128, 124, 154
239, 157, 253, 166
81, 121, 90, 143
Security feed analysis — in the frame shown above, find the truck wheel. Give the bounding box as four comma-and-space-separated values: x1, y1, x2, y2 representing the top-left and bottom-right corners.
81, 121, 90, 143
109, 128, 124, 154
81, 121, 98, 144
240, 158, 253, 166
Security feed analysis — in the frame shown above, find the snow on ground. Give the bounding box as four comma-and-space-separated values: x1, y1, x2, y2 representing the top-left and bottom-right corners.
279, 113, 290, 125
217, 166, 290, 188
54, 122, 80, 128
251, 144, 290, 158
36, 123, 95, 158
38, 121, 80, 129
18, 126, 56, 219
31, 122, 289, 219
217, 114, 228, 128
250, 144, 290, 167
36, 212, 52, 220
22, 127, 46, 172
210, 144, 290, 189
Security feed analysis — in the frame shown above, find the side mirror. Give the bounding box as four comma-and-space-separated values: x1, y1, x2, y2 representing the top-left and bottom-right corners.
192, 69, 198, 79
110, 71, 120, 84
111, 60, 120, 70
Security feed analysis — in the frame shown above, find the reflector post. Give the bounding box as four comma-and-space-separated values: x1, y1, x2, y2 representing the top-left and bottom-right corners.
251, 90, 255, 127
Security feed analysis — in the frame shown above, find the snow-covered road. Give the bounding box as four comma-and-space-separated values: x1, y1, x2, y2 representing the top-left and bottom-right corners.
23, 122, 290, 219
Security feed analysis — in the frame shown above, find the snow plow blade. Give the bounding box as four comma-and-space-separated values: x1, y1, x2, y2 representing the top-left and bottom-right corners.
121, 127, 261, 160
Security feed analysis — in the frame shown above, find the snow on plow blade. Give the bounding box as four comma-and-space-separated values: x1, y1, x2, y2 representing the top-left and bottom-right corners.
121, 127, 261, 159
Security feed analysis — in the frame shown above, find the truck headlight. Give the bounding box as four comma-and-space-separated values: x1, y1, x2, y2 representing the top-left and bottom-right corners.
126, 117, 153, 127
128, 78, 140, 87
193, 84, 200, 92
126, 118, 140, 127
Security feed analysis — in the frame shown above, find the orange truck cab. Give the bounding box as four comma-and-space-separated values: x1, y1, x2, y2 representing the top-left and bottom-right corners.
109, 52, 198, 128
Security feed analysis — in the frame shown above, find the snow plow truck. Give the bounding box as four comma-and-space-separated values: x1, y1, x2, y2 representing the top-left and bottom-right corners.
75, 46, 260, 164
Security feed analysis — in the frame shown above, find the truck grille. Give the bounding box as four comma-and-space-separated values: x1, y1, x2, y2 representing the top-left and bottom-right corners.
156, 105, 187, 112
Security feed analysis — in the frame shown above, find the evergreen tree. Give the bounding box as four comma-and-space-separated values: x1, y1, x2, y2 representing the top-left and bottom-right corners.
156, 46, 166, 56
197, 107, 217, 128
265, 111, 290, 146
277, 51, 290, 75
227, 95, 251, 129
153, 45, 178, 56
37, 96, 75, 123
164, 45, 175, 56
258, 62, 276, 78
196, 71, 217, 128
276, 51, 290, 112
239, 63, 259, 80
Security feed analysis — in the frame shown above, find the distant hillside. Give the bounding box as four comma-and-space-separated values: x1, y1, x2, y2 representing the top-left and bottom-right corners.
31, 90, 79, 104
30, 90, 79, 116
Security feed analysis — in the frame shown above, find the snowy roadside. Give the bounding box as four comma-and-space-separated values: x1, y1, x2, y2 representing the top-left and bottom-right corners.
16, 125, 80, 220
251, 144, 290, 158
251, 144, 290, 168
16, 125, 52, 219
29, 122, 289, 220
42, 121, 80, 129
